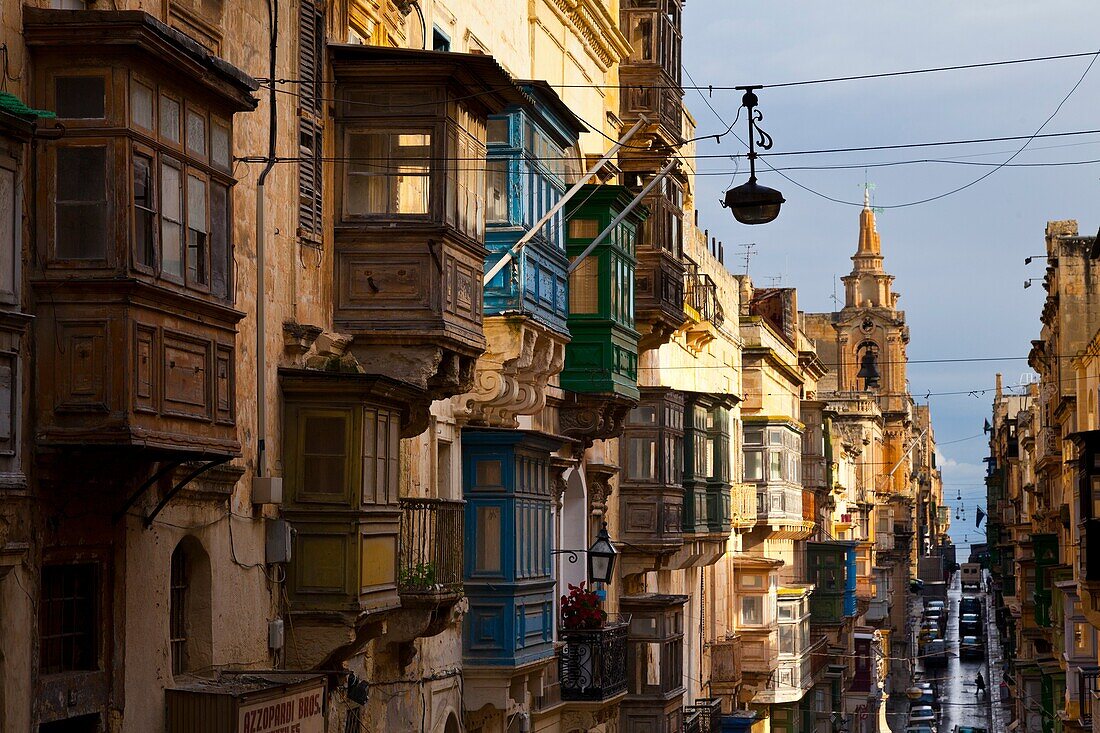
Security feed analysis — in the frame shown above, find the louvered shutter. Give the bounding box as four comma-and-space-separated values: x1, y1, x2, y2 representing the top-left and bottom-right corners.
297, 1, 324, 239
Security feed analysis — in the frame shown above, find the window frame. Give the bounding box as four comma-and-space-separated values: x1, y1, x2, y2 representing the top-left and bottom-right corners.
51, 140, 112, 266
0, 154, 19, 304
341, 125, 436, 221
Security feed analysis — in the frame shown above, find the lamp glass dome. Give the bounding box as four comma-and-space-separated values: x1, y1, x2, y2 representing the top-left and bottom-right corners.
587, 523, 617, 584
723, 178, 784, 225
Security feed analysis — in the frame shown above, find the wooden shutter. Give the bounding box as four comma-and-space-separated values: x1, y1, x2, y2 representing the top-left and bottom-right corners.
297, 1, 323, 239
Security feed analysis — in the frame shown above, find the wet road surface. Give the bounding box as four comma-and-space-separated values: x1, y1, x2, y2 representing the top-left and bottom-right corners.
912, 574, 992, 732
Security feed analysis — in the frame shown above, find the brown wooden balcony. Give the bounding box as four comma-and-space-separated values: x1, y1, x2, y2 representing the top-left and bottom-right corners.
559, 615, 629, 702
398, 497, 464, 605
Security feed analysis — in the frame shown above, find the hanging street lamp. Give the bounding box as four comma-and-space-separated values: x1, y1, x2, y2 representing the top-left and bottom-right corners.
722, 86, 785, 224
552, 522, 618, 585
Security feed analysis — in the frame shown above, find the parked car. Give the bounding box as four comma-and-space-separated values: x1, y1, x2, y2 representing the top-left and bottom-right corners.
911, 578, 926, 592
906, 726, 936, 733
961, 562, 982, 590
960, 635, 982, 659
960, 596, 982, 615
925, 599, 946, 613
960, 613, 982, 637
922, 638, 948, 665
909, 705, 937, 725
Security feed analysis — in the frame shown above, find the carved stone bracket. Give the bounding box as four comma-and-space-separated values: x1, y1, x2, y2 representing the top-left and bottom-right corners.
452, 316, 567, 428
551, 455, 577, 510
559, 392, 637, 448
585, 462, 619, 520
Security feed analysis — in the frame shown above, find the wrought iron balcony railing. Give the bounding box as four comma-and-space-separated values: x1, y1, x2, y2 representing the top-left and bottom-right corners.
559, 615, 629, 702
1081, 667, 1099, 725
683, 698, 722, 733
683, 262, 725, 328
398, 498, 464, 599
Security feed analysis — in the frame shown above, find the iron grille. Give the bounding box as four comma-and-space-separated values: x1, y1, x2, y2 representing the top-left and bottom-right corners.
559, 615, 629, 701
398, 498, 464, 596
39, 563, 98, 675
683, 698, 722, 733
1081, 668, 1099, 724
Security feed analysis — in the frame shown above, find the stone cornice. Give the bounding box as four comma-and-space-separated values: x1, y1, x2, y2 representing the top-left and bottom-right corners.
539, 0, 631, 71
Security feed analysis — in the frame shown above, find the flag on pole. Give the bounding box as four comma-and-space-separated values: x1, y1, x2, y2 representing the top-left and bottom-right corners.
976, 506, 986, 528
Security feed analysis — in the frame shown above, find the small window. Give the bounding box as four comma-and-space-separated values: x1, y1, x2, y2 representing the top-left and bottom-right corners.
345, 131, 431, 216
186, 110, 207, 158
740, 573, 764, 589
432, 26, 451, 52
744, 450, 763, 481
131, 81, 154, 130
302, 415, 348, 494
39, 563, 99, 674
186, 175, 208, 285
568, 256, 599, 314
133, 154, 156, 268
170, 548, 188, 676
55, 76, 105, 119
210, 183, 231, 299
627, 437, 656, 481
744, 429, 763, 446
568, 218, 599, 240
486, 117, 509, 145
741, 596, 763, 625
486, 159, 508, 223
160, 96, 181, 144
779, 624, 796, 653
55, 146, 107, 260
627, 14, 655, 62
210, 120, 231, 170
160, 162, 183, 276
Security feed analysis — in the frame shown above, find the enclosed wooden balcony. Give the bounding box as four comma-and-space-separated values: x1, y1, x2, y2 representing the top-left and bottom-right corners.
24, 9, 257, 458
329, 45, 529, 398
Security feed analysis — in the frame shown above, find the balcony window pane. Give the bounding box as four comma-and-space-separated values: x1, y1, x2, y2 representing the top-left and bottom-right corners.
131, 81, 154, 130
627, 437, 656, 481
741, 596, 762, 625
487, 117, 509, 145
55, 76, 105, 119
210, 183, 230, 299
186, 110, 206, 158
745, 451, 763, 481
133, 154, 156, 268
186, 175, 208, 285
569, 256, 599, 314
779, 625, 795, 653
0, 167, 15, 298
568, 218, 599, 240
346, 131, 431, 215
55, 146, 107, 259
303, 415, 347, 494
486, 159, 508, 223
161, 96, 181, 144
627, 13, 655, 62
744, 429, 763, 446
211, 120, 231, 170
475, 506, 502, 573
161, 162, 183, 276
770, 451, 783, 481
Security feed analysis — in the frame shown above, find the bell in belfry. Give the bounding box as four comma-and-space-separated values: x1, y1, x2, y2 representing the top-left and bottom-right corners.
857, 349, 881, 389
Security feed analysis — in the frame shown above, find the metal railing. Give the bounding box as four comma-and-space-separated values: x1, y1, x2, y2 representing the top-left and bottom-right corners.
398, 498, 464, 596
1082, 668, 1099, 724
683, 698, 722, 733
683, 263, 725, 328
559, 615, 629, 701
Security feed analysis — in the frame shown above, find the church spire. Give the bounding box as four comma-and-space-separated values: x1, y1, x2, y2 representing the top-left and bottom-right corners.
842, 186, 896, 309
856, 191, 881, 258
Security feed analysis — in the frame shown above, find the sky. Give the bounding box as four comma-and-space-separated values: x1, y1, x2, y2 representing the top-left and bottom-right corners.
682, 1, 1100, 554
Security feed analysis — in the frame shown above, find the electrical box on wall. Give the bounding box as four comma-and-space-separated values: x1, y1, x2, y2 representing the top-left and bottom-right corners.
252, 476, 283, 505
268, 618, 285, 651
265, 519, 292, 564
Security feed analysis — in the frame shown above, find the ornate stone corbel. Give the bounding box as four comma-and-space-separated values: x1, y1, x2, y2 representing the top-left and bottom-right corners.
584, 462, 619, 520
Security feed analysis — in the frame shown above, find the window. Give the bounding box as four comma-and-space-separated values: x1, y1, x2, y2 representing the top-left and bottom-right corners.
133, 154, 157, 268
131, 81, 154, 130
186, 175, 208, 284
487, 117, 509, 145
769, 451, 783, 481
298, 2, 324, 239
55, 146, 107, 260
210, 119, 230, 171
302, 414, 348, 494
210, 183, 231, 299
475, 459, 502, 487
627, 437, 656, 481
486, 160, 508, 223
432, 26, 451, 52
745, 451, 763, 481
741, 596, 763, 625
779, 604, 794, 621
345, 131, 431, 216
170, 547, 188, 675
185, 109, 206, 158
744, 429, 763, 446
1075, 622, 1089, 653
740, 573, 764, 589
55, 76, 105, 119
569, 256, 599, 314
0, 164, 16, 300
627, 13, 655, 61
475, 505, 502, 572
160, 95, 181, 144
160, 161, 183, 276
779, 624, 796, 653
39, 563, 98, 674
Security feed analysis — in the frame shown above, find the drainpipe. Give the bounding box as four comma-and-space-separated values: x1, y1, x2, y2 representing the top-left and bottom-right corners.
255, 0, 278, 478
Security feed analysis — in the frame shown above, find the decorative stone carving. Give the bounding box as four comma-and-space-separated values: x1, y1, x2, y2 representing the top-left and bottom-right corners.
551, 456, 576, 510
585, 462, 619, 520
559, 393, 636, 448
452, 317, 567, 429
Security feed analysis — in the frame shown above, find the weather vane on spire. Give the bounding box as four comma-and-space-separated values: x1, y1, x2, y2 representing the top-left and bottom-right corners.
860, 177, 883, 215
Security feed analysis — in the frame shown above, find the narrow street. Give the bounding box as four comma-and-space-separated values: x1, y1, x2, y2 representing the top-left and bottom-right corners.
909, 574, 994, 732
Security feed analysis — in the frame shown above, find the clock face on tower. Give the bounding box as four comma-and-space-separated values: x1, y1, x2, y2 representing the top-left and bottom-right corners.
860, 317, 874, 334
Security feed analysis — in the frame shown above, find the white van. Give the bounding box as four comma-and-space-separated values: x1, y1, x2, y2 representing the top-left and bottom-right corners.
961, 563, 982, 590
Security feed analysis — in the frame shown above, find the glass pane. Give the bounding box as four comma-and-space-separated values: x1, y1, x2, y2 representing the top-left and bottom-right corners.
186, 110, 206, 158
487, 117, 509, 145
210, 183, 230, 299
55, 76, 105, 119
475, 506, 502, 573
186, 176, 207, 284
131, 81, 154, 129
486, 159, 508, 223
55, 147, 107, 259
744, 451, 763, 480
628, 437, 656, 480
303, 415, 347, 493
628, 14, 655, 62
569, 256, 599, 314
133, 155, 156, 268
0, 168, 14, 296
345, 131, 431, 216
568, 218, 599, 240
210, 121, 230, 170
160, 96, 181, 143
161, 163, 183, 276
742, 596, 761, 625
